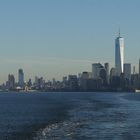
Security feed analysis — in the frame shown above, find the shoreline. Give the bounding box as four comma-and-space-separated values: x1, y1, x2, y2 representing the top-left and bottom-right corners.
0, 90, 136, 93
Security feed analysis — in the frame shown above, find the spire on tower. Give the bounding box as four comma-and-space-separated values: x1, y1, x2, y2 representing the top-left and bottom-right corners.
119, 28, 120, 37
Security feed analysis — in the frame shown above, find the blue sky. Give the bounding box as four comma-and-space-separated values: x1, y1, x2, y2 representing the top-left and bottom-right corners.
0, 0, 140, 82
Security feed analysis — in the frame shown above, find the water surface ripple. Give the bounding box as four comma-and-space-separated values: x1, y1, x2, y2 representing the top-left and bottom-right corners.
0, 92, 140, 140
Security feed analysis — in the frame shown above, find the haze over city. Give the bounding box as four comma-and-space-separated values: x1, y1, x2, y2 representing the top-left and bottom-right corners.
0, 0, 140, 83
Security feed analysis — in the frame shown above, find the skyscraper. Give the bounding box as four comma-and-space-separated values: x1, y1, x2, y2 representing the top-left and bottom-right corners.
8, 74, 15, 89
124, 63, 131, 81
104, 63, 109, 76
92, 63, 103, 79
18, 69, 24, 88
104, 63, 109, 84
115, 30, 124, 76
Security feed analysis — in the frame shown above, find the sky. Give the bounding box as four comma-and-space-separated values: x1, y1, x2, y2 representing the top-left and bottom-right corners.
0, 0, 140, 83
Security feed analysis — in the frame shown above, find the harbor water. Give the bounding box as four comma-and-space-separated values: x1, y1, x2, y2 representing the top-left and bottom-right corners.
0, 92, 140, 140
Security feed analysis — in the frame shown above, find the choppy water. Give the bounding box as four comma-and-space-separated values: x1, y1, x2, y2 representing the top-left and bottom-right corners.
0, 92, 140, 140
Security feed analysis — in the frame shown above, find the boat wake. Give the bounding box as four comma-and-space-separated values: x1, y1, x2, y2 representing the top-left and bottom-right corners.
33, 120, 84, 140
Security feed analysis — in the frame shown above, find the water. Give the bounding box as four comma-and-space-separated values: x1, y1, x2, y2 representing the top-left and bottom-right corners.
0, 92, 140, 140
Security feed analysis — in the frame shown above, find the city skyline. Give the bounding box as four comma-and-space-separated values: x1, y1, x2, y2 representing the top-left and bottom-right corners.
0, 0, 140, 83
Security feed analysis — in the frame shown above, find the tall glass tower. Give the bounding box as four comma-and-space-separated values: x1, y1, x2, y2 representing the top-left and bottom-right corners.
18, 69, 24, 88
115, 30, 124, 76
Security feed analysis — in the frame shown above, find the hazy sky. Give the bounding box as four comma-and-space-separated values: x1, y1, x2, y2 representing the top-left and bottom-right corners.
0, 0, 140, 83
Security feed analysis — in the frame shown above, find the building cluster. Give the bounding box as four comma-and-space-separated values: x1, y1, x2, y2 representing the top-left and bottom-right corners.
1, 69, 25, 91
0, 31, 140, 92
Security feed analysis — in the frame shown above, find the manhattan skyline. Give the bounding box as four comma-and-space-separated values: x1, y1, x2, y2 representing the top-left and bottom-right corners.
0, 0, 140, 83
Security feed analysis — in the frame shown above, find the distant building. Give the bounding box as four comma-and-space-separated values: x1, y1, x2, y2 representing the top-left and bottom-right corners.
110, 68, 116, 78
131, 74, 139, 89
27, 78, 32, 87
92, 63, 104, 79
104, 63, 109, 84
88, 72, 93, 79
34, 76, 45, 89
115, 30, 124, 76
92, 63, 107, 85
62, 76, 68, 89
81, 72, 89, 79
86, 79, 102, 91
124, 63, 131, 81
80, 72, 89, 91
110, 68, 121, 88
68, 75, 78, 91
18, 69, 24, 88
104, 63, 109, 76
100, 68, 107, 85
8, 74, 15, 89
